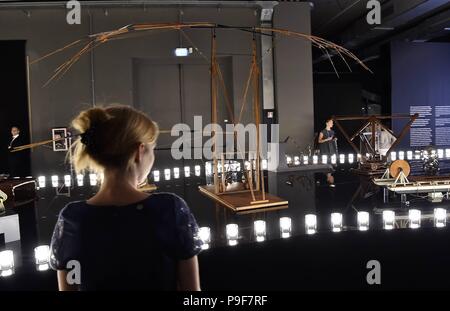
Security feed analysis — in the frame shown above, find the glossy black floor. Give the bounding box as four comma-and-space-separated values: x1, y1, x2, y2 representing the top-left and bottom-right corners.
1, 161, 450, 290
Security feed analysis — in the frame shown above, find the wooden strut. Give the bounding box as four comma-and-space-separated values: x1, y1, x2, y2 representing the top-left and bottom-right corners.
332, 118, 359, 154
350, 120, 372, 142
211, 29, 219, 194
251, 36, 266, 201
385, 113, 419, 155
11, 135, 72, 152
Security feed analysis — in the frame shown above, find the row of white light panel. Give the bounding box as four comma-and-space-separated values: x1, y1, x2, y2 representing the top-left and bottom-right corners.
37, 161, 271, 187
152, 160, 269, 182
391, 149, 450, 161
309, 209, 446, 233
37, 165, 211, 187
153, 165, 202, 182
287, 154, 358, 165
287, 149, 450, 166
37, 174, 101, 188
37, 167, 203, 187
0, 245, 50, 277
197, 208, 447, 248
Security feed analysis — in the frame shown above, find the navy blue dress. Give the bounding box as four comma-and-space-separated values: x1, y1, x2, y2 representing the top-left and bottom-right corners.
49, 192, 202, 290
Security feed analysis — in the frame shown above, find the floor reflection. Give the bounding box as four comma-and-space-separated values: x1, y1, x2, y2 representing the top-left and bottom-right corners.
1, 165, 449, 289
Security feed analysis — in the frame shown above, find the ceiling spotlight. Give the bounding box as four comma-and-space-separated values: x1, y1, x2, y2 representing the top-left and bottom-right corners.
104, 9, 109, 16
174, 47, 193, 57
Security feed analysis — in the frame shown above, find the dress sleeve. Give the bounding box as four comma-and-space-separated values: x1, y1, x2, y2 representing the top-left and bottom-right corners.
169, 195, 203, 260
49, 204, 80, 270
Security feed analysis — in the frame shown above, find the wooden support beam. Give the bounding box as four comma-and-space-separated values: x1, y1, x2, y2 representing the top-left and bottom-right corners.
350, 120, 371, 142
334, 114, 414, 121
332, 117, 359, 154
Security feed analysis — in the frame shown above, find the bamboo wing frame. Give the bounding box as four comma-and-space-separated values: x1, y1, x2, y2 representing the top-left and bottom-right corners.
31, 22, 372, 87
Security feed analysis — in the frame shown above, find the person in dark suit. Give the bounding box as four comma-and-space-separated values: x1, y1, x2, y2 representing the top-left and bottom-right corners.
7, 126, 26, 177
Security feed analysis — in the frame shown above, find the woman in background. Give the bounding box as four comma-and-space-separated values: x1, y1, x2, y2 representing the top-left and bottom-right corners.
50, 105, 202, 290
318, 118, 338, 186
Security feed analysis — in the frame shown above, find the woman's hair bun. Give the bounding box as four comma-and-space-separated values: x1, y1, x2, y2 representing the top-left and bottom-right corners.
69, 104, 158, 174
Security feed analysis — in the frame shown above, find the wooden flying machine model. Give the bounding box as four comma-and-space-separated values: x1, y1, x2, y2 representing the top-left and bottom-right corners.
332, 114, 419, 176
12, 22, 372, 209
197, 31, 288, 212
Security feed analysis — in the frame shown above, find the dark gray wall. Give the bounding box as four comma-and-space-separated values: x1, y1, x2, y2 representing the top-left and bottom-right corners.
0, 3, 313, 175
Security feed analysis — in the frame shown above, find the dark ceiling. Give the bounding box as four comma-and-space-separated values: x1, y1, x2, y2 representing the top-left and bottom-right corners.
303, 0, 450, 65
1, 0, 449, 54
309, 0, 449, 42
310, 0, 389, 35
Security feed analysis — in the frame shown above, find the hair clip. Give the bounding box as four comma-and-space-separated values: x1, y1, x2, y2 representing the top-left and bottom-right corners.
80, 126, 96, 148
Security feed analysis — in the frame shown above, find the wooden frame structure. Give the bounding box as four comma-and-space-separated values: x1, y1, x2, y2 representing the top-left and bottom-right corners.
198, 31, 288, 211
332, 114, 419, 160
12, 22, 373, 212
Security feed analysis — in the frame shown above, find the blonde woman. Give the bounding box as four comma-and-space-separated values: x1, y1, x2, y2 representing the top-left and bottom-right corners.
49, 105, 202, 290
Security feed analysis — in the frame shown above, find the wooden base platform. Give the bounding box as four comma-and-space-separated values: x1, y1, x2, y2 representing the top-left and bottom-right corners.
199, 185, 288, 212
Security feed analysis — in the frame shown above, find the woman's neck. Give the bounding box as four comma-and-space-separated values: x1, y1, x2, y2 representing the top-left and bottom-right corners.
87, 170, 149, 206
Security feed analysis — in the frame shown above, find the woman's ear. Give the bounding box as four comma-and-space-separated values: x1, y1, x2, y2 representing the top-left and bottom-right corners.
135, 143, 146, 163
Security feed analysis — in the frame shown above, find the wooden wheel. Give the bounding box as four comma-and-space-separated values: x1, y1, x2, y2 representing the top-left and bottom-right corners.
389, 160, 410, 178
